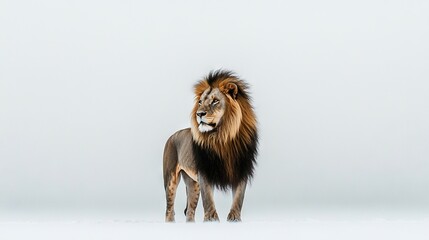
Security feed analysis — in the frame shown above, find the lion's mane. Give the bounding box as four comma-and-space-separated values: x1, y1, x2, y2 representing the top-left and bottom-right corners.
191, 70, 258, 190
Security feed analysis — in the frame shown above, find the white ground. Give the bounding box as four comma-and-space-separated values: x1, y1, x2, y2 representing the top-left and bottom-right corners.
1, 209, 428, 240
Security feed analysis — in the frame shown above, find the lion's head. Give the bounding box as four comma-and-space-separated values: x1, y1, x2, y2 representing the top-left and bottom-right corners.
193, 79, 241, 135
190, 70, 258, 188
191, 70, 256, 146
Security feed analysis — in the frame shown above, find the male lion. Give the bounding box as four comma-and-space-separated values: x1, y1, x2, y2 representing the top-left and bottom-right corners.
163, 70, 258, 222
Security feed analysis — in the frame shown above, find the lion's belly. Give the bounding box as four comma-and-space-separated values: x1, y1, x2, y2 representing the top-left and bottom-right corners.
178, 166, 198, 182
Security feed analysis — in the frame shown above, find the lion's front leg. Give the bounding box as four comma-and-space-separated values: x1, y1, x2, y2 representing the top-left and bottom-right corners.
198, 174, 219, 222
227, 181, 247, 222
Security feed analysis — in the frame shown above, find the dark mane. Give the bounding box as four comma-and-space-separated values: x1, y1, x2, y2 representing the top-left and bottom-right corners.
204, 69, 252, 101
206, 70, 237, 85
192, 132, 258, 190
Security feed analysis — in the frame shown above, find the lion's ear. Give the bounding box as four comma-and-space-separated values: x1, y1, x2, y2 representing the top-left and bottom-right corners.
223, 83, 238, 99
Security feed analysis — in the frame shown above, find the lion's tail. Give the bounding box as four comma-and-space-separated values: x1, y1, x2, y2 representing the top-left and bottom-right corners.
184, 188, 188, 216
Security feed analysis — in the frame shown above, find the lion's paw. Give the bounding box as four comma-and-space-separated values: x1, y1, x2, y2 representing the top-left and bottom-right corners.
165, 210, 175, 222
227, 210, 241, 222
204, 211, 220, 222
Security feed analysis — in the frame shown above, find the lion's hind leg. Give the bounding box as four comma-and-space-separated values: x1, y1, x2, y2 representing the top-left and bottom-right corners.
163, 137, 180, 222
182, 171, 200, 222
164, 168, 180, 222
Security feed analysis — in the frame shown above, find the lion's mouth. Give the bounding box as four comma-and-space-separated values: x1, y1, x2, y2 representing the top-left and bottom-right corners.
199, 122, 216, 127
198, 121, 217, 132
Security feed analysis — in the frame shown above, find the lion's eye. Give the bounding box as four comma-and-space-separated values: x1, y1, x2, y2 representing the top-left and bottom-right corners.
198, 100, 202, 105
212, 99, 219, 105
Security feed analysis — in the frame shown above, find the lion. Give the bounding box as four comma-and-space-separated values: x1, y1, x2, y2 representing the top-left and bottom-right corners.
163, 70, 258, 222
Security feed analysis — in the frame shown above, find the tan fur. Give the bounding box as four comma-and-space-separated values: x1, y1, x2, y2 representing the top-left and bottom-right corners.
163, 72, 257, 222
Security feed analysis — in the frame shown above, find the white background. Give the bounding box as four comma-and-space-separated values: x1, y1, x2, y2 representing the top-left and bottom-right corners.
1, 0, 429, 226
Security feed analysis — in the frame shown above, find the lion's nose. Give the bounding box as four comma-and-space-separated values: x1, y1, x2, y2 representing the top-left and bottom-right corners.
196, 111, 207, 118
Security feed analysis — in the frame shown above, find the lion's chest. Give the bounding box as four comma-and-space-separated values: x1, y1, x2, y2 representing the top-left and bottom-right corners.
192, 141, 257, 190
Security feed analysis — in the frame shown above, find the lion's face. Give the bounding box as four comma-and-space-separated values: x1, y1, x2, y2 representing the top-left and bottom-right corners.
195, 88, 227, 132
192, 75, 247, 144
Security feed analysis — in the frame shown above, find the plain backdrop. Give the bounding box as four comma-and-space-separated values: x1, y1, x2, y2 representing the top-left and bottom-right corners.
1, 0, 428, 218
